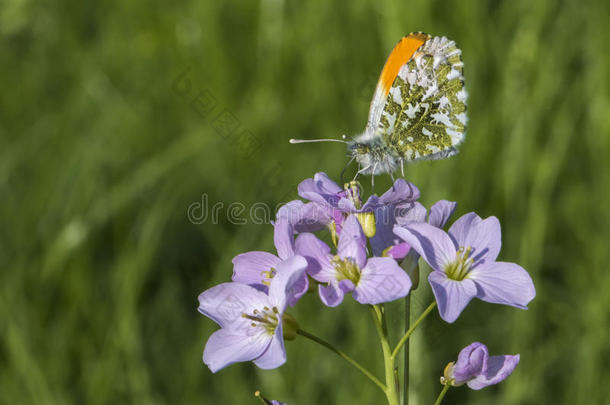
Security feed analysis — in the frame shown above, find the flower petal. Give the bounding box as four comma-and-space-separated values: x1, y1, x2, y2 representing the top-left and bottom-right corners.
452, 342, 489, 384
198, 282, 270, 329
378, 178, 420, 205
203, 328, 270, 373
318, 282, 346, 307
428, 271, 477, 323
468, 261, 536, 309
467, 354, 520, 390
370, 205, 399, 256
353, 257, 412, 304
298, 172, 342, 205
268, 255, 309, 310
395, 201, 427, 225
253, 323, 287, 370
337, 215, 367, 268
294, 233, 335, 282
393, 222, 457, 272
277, 200, 332, 232
386, 243, 411, 260
232, 252, 281, 292
448, 213, 501, 264
274, 217, 295, 260
428, 200, 457, 228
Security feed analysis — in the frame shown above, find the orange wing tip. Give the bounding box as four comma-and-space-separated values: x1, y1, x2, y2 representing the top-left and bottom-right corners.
378, 33, 431, 95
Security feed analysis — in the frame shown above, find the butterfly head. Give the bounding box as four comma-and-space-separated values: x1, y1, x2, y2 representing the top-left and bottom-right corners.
347, 135, 399, 175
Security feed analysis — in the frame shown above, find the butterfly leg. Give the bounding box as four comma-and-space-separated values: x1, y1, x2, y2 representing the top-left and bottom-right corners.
354, 165, 371, 181
371, 163, 378, 190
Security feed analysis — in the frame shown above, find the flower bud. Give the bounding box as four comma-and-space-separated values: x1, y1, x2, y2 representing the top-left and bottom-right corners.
356, 212, 376, 238
344, 181, 363, 209
440, 361, 464, 387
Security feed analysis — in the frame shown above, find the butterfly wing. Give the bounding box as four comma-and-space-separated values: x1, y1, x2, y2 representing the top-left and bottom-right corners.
366, 33, 431, 135
378, 36, 467, 161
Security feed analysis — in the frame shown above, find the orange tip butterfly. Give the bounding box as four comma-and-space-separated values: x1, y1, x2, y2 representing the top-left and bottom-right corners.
291, 32, 467, 180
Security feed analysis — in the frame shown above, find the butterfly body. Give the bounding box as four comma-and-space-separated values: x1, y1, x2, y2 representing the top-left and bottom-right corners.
349, 33, 468, 175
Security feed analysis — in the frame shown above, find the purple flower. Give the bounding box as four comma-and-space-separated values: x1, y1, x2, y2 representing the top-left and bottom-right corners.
394, 212, 536, 323
371, 200, 456, 259
442, 342, 520, 389
294, 172, 419, 236
295, 214, 412, 306
232, 217, 308, 306
198, 256, 308, 372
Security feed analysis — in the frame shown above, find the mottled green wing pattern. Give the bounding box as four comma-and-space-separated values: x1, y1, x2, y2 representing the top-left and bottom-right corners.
378, 36, 467, 161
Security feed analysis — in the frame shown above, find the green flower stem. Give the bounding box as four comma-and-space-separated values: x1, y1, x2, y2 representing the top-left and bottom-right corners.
296, 329, 386, 392
371, 305, 399, 405
433, 384, 451, 405
403, 294, 410, 405
391, 301, 437, 360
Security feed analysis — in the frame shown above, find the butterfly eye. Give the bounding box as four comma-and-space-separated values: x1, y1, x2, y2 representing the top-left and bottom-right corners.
355, 144, 369, 154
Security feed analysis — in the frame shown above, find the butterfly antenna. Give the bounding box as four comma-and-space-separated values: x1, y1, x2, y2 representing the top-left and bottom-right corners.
289, 138, 347, 144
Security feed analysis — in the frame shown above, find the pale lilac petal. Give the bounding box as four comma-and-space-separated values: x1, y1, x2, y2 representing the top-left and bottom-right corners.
274, 217, 295, 260
395, 201, 427, 225
378, 179, 420, 205
428, 271, 477, 323
298, 172, 342, 204
467, 354, 520, 390
203, 328, 270, 373
468, 262, 536, 309
448, 213, 501, 264
393, 223, 456, 272
336, 197, 357, 212
318, 282, 345, 307
198, 283, 270, 328
337, 215, 367, 268
386, 243, 411, 260
370, 205, 400, 256
428, 200, 457, 228
253, 323, 286, 370
353, 257, 412, 304
452, 342, 488, 383
268, 256, 308, 310
232, 252, 281, 292
294, 233, 335, 282
277, 200, 332, 232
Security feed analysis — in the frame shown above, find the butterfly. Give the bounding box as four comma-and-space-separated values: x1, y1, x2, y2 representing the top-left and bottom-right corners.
292, 32, 467, 180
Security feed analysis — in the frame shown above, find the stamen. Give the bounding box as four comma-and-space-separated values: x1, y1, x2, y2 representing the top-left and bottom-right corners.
242, 306, 280, 336
445, 246, 475, 281
332, 256, 361, 285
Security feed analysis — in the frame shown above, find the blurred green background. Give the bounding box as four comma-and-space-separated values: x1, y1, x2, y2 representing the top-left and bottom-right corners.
2, 0, 610, 404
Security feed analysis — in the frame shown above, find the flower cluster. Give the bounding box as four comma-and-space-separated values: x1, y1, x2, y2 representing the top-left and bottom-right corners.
197, 172, 536, 403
